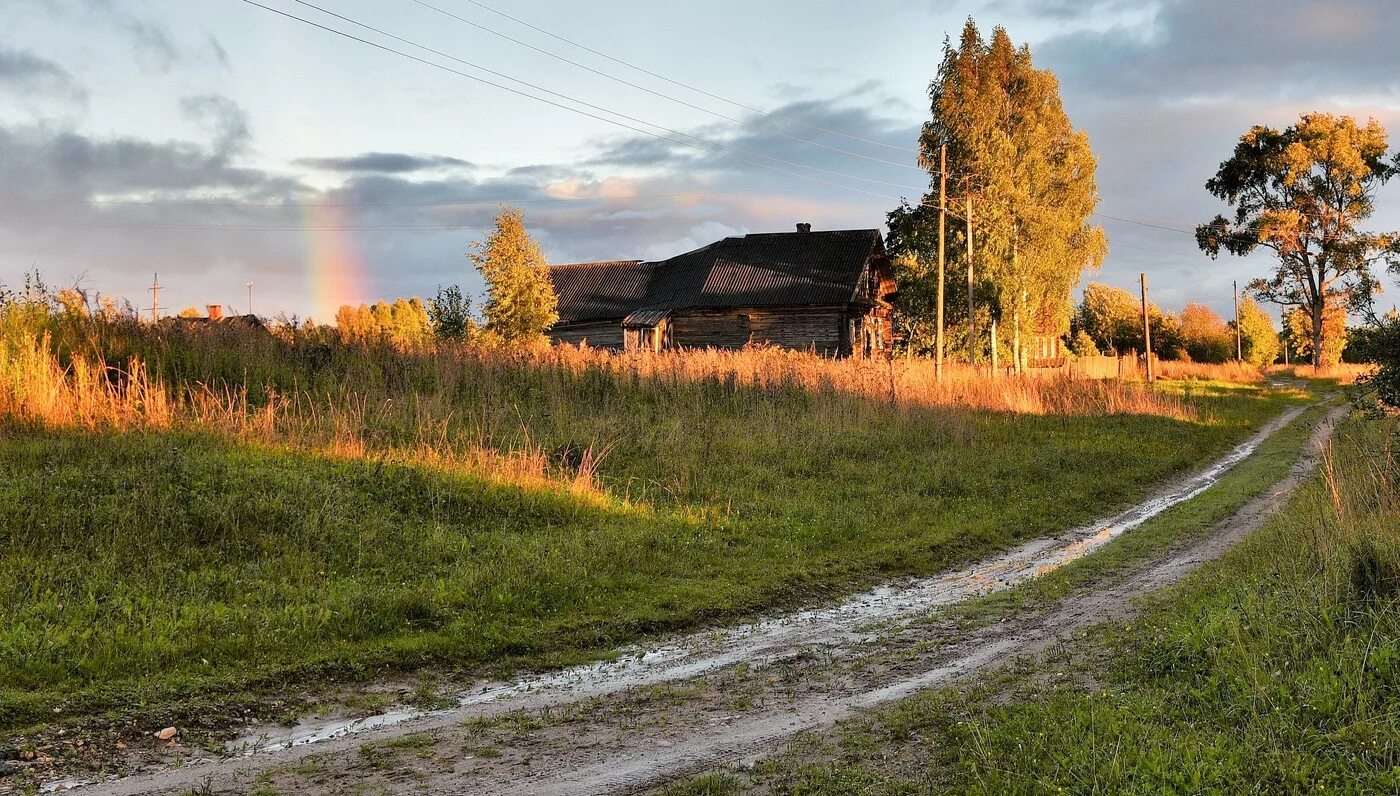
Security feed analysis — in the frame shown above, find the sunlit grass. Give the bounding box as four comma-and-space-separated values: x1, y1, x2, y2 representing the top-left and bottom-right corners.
0, 307, 1304, 730
695, 412, 1400, 794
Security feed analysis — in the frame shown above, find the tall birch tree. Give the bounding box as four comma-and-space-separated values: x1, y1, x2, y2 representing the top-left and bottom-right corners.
893, 19, 1106, 370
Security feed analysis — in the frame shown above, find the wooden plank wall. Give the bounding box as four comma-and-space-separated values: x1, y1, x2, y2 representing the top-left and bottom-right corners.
550, 320, 624, 349
670, 306, 847, 354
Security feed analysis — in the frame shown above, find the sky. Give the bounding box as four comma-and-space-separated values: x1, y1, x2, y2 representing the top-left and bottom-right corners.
2, 0, 1399, 323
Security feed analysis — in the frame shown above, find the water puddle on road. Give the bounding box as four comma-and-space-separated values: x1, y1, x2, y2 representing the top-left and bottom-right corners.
230, 410, 1294, 756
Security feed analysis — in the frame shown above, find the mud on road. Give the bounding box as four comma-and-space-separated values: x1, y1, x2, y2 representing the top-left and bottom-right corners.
36, 403, 1340, 796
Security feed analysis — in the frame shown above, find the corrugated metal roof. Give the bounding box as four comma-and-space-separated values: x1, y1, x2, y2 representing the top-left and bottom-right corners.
547, 260, 651, 323
622, 308, 671, 327
548, 229, 883, 325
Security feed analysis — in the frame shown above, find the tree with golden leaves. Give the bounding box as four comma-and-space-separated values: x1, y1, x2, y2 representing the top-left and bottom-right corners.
895, 20, 1106, 370
1197, 113, 1400, 366
1285, 303, 1347, 367
1236, 297, 1280, 366
469, 206, 558, 345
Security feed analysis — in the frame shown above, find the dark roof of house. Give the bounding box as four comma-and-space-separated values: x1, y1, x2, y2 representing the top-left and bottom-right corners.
547, 260, 651, 324
548, 229, 884, 324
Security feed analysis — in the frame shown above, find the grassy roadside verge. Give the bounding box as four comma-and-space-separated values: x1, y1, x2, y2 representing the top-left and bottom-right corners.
670, 408, 1400, 795
0, 379, 1301, 736
944, 396, 1337, 627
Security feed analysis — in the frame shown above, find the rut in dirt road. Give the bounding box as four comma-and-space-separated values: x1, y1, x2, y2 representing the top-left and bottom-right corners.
55, 403, 1335, 796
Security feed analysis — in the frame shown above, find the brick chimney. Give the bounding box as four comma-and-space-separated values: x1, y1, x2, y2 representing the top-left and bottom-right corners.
796, 222, 812, 233
206, 304, 224, 321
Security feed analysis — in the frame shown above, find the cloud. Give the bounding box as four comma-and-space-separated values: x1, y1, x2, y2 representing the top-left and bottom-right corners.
990, 1, 1400, 317
1037, 0, 1400, 102
180, 95, 251, 158
118, 12, 180, 70
33, 0, 214, 71
0, 47, 86, 102
586, 97, 922, 197
0, 82, 920, 320
205, 35, 231, 70
295, 153, 476, 174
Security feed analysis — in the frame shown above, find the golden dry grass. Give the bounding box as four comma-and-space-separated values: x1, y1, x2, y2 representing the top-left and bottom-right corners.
547, 343, 1195, 419
1266, 363, 1374, 385
1154, 359, 1266, 383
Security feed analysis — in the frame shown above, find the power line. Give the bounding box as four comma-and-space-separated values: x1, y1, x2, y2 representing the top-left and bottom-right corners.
1093, 212, 1197, 235
451, 0, 921, 156
39, 187, 785, 209
250, 0, 924, 197
402, 0, 927, 174
18, 219, 492, 231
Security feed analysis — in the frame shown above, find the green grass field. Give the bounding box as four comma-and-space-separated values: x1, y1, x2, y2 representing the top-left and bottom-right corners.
0, 309, 1307, 732
676, 411, 1400, 795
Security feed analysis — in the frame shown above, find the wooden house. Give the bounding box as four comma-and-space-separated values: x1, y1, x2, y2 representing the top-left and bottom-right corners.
547, 226, 896, 357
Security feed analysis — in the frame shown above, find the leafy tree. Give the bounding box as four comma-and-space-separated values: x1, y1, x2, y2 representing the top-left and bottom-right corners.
901, 20, 1106, 371
1349, 312, 1400, 407
1074, 282, 1180, 358
1067, 328, 1099, 358
1179, 303, 1233, 363
178, 306, 202, 319
334, 298, 432, 348
428, 284, 475, 341
1285, 303, 1347, 366
1197, 113, 1400, 365
470, 206, 558, 344
1076, 283, 1140, 355
1235, 297, 1280, 366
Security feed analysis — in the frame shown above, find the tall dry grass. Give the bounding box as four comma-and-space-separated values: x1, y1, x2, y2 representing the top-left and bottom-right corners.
0, 332, 602, 497
1267, 362, 1374, 385
1154, 359, 1266, 383
545, 344, 1195, 419
0, 304, 1220, 508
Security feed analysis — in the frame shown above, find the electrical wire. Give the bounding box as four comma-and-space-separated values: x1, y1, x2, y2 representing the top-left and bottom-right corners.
401, 0, 927, 174
253, 0, 926, 196
451, 0, 921, 156
39, 187, 784, 208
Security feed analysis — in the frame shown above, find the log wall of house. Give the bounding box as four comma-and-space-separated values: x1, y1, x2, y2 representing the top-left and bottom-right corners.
550, 320, 624, 349
670, 306, 848, 354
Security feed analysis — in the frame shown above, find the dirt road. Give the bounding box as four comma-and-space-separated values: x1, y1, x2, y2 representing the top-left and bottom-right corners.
45, 403, 1338, 796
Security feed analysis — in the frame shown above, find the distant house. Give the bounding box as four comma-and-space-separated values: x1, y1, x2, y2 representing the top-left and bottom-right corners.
167, 304, 264, 328
547, 225, 896, 357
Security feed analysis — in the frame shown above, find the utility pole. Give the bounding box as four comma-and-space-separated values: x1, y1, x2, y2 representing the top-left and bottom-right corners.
1233, 280, 1242, 361
1140, 273, 1153, 382
247, 281, 254, 317
147, 272, 161, 323
1011, 222, 1020, 375
935, 143, 947, 380
965, 186, 976, 367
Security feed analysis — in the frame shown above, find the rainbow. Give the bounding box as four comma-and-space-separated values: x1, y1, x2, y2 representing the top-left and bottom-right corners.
304, 201, 367, 322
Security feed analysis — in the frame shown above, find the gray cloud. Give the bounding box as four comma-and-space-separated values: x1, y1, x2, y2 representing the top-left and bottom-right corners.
180, 95, 251, 158
0, 47, 86, 102
0, 84, 925, 320
296, 153, 476, 174
1038, 0, 1400, 101
118, 12, 179, 71
587, 98, 921, 194
1019, 1, 1400, 317
205, 35, 231, 71
33, 0, 205, 71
